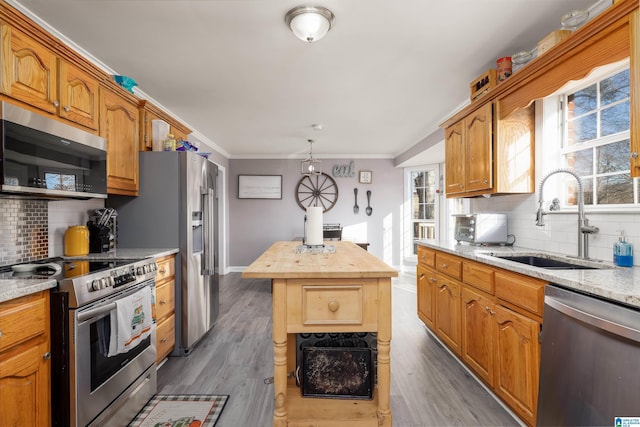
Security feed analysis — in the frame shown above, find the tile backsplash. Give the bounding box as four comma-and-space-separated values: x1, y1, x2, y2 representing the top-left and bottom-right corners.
472, 194, 640, 266
0, 197, 104, 266
0, 198, 48, 265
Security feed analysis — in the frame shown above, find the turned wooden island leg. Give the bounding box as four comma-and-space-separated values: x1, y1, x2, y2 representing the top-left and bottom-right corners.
377, 278, 392, 427
272, 279, 288, 426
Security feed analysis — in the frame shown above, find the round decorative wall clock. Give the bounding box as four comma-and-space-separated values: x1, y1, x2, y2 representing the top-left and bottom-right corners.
295, 173, 339, 212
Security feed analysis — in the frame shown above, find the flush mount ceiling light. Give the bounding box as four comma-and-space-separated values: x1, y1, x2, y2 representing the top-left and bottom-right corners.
301, 139, 322, 175
285, 6, 335, 43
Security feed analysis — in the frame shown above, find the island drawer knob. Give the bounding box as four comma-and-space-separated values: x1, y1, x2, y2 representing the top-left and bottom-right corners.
328, 300, 340, 312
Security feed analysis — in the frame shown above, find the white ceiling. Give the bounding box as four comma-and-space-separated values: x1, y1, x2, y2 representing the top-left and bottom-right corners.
11, 0, 595, 163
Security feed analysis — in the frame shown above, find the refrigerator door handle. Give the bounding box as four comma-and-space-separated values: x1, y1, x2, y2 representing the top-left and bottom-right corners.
202, 187, 215, 276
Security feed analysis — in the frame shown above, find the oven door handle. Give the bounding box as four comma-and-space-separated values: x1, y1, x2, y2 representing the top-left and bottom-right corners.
77, 302, 116, 322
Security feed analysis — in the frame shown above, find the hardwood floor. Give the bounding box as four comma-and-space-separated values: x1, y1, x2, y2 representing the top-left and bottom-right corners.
156, 271, 520, 427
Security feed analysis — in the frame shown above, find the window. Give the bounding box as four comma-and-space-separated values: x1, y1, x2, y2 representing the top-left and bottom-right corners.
560, 65, 636, 207
406, 166, 439, 256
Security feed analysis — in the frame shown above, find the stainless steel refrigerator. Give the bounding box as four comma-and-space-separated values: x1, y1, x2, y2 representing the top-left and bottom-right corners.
109, 151, 218, 355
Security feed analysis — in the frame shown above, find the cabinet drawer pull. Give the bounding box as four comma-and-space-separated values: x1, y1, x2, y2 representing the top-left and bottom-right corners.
429, 277, 438, 282
328, 300, 340, 312
161, 338, 168, 343
441, 263, 448, 269
160, 300, 167, 305
419, 274, 426, 279
43, 352, 51, 360
159, 268, 166, 274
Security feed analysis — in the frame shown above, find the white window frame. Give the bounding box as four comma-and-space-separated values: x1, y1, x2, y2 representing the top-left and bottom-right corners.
403, 164, 441, 262
540, 58, 638, 213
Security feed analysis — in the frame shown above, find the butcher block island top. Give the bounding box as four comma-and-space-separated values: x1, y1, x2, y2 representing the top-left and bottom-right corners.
243, 241, 397, 427
242, 240, 398, 279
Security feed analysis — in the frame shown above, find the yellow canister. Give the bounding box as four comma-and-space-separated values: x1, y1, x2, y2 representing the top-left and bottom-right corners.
64, 225, 89, 256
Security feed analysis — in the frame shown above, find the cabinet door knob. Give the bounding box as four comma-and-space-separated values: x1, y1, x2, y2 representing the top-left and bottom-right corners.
53, 100, 59, 107
43, 352, 51, 360
328, 300, 340, 312
632, 152, 639, 159
483, 179, 488, 184
64, 105, 70, 112
0, 330, 3, 338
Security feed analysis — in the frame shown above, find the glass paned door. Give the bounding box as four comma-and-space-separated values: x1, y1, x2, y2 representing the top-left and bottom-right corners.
407, 166, 439, 256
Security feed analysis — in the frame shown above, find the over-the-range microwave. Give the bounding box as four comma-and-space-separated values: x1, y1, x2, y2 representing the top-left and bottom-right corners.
453, 213, 508, 245
0, 101, 107, 199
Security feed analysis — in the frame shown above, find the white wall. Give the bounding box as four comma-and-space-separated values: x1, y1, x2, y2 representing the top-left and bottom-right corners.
48, 199, 104, 257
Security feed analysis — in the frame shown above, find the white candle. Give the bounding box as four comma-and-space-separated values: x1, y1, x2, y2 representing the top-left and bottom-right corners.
306, 207, 323, 246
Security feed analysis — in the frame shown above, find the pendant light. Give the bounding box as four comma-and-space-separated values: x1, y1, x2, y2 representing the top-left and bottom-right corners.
301, 139, 322, 175
285, 6, 335, 43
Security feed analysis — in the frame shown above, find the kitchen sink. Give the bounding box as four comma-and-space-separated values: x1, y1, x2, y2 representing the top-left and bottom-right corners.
486, 253, 614, 270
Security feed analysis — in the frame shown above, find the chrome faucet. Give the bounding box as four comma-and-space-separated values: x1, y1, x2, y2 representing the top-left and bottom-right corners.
535, 168, 599, 259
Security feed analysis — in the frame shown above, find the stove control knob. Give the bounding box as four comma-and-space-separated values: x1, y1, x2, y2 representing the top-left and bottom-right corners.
108, 276, 115, 287
91, 279, 100, 291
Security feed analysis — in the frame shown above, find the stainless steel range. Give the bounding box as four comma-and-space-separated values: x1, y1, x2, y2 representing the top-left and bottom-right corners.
45, 257, 159, 427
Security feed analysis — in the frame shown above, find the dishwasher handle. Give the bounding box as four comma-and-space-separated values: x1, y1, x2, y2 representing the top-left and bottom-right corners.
545, 294, 640, 343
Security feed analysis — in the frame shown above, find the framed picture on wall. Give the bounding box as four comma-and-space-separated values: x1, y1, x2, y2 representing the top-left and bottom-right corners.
359, 170, 372, 184
238, 175, 282, 199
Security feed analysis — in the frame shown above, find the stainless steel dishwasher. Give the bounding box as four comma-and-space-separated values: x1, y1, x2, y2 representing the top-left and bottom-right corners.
537, 284, 640, 426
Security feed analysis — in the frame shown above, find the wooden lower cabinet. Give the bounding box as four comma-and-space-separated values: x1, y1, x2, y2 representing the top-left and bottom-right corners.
154, 254, 176, 364
461, 286, 495, 386
0, 291, 51, 427
434, 275, 461, 355
417, 247, 543, 426
416, 265, 436, 330
493, 304, 540, 426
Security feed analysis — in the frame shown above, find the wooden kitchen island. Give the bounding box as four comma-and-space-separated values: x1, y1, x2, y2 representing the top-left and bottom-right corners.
243, 241, 398, 427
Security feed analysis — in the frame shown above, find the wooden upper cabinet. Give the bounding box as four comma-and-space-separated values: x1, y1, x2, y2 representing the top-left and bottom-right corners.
100, 88, 139, 196
0, 23, 99, 130
0, 23, 57, 114
465, 103, 493, 193
443, 0, 639, 189
444, 101, 534, 198
139, 100, 191, 151
58, 59, 99, 130
445, 120, 465, 195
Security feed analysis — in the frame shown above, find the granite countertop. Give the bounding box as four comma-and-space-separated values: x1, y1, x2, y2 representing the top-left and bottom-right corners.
417, 240, 640, 309
63, 248, 179, 261
0, 278, 57, 304
0, 248, 178, 304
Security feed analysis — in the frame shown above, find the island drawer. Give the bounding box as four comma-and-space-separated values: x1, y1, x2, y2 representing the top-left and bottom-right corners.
286, 279, 379, 332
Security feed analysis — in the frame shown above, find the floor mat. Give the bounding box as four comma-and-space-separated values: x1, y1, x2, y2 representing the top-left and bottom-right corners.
128, 394, 229, 427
